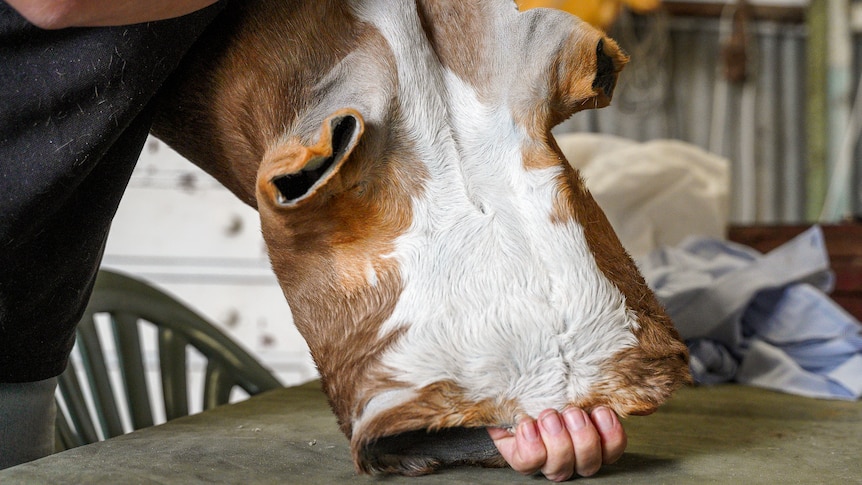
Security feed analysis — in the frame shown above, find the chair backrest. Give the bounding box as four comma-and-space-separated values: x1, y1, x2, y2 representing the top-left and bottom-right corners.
55, 269, 283, 450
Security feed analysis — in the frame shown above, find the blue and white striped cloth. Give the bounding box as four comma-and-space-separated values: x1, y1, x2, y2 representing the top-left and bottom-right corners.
639, 225, 862, 400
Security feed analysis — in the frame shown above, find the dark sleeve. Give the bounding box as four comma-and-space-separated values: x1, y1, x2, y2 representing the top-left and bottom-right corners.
0, 1, 228, 382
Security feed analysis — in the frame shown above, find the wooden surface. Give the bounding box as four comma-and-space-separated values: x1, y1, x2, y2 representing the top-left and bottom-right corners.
3, 381, 860, 484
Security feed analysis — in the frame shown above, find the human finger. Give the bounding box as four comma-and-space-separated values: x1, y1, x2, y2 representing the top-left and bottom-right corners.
536, 410, 575, 481
562, 407, 602, 477
591, 406, 627, 464
488, 417, 547, 475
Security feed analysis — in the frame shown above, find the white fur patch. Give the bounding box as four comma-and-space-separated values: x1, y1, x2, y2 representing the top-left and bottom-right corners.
365, 262, 379, 287
352, 0, 638, 428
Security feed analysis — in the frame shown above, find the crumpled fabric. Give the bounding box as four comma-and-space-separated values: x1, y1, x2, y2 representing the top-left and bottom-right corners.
639, 225, 862, 400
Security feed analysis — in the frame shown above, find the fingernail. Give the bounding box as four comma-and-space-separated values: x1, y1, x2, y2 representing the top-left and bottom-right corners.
540, 411, 564, 435
563, 408, 587, 431
519, 419, 540, 442
593, 407, 614, 429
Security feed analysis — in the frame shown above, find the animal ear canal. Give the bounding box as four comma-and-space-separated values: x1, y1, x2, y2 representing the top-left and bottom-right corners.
328, 113, 361, 164
263, 109, 365, 207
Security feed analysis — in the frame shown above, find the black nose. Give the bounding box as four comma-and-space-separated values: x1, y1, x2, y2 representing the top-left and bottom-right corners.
592, 39, 617, 98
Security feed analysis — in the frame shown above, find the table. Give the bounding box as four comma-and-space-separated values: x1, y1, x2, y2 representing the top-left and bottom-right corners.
3, 381, 860, 484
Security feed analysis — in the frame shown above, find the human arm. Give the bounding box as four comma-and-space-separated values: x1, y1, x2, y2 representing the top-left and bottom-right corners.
5, 0, 220, 29
488, 406, 627, 482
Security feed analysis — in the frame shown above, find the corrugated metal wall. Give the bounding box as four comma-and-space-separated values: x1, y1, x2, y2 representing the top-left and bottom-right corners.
557, 12, 814, 224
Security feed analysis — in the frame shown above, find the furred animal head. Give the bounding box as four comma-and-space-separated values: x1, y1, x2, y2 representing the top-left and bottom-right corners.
153, 0, 690, 476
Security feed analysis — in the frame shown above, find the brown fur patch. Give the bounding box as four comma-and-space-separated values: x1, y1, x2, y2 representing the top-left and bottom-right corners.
152, 0, 374, 206
415, 0, 493, 96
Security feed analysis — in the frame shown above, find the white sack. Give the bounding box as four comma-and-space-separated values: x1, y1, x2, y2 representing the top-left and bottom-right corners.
557, 133, 730, 260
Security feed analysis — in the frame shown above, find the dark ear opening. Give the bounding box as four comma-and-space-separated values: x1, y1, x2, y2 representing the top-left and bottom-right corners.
592, 39, 617, 99
270, 113, 362, 206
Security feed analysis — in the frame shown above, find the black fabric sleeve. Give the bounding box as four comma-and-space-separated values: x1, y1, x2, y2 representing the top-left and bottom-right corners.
0, 1, 227, 382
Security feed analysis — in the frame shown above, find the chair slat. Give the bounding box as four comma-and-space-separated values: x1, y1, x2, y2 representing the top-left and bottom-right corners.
54, 403, 81, 451
203, 361, 234, 410
111, 312, 154, 429
77, 315, 125, 439
158, 327, 189, 421
56, 270, 281, 449
57, 359, 100, 445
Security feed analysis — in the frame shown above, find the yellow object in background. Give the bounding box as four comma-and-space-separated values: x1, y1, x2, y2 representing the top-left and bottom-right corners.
517, 0, 661, 30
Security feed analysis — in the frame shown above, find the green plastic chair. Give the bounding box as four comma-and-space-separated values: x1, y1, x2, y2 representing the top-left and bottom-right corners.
55, 269, 283, 450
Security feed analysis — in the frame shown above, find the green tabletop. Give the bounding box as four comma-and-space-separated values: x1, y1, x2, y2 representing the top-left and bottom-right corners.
3, 381, 860, 484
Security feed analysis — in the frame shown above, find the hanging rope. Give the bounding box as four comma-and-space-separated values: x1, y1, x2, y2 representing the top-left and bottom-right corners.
611, 7, 672, 115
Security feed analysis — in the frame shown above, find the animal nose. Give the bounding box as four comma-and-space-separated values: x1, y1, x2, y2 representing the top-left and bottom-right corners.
592, 39, 619, 99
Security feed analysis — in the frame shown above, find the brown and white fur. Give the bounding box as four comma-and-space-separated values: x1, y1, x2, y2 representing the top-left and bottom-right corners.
151, 0, 691, 476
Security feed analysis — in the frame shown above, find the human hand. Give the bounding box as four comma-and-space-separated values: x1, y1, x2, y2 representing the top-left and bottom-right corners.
487, 407, 626, 482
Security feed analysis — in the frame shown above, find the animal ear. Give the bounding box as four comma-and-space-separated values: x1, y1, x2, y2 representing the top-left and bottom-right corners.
258, 109, 364, 207
552, 33, 628, 123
